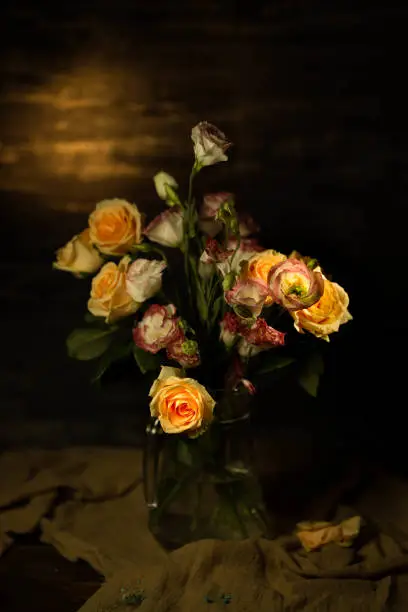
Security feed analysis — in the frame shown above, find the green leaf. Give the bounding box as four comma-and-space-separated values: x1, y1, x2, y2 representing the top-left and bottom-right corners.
131, 243, 156, 253
66, 328, 117, 361
210, 295, 224, 327
84, 312, 107, 326
298, 352, 325, 397
190, 256, 208, 324
257, 356, 296, 375
129, 243, 168, 264
92, 341, 133, 383
132, 345, 161, 374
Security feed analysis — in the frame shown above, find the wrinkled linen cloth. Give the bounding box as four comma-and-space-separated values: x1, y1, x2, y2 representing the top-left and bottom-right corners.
2, 448, 408, 611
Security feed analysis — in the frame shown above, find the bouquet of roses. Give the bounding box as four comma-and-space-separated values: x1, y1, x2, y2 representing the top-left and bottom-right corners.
54, 122, 352, 439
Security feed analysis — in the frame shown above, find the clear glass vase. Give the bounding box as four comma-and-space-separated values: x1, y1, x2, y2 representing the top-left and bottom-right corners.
143, 388, 271, 550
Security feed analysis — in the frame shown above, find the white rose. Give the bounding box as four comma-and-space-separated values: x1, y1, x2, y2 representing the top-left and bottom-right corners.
53, 229, 103, 277
126, 258, 166, 303
153, 171, 179, 204
191, 121, 232, 167
144, 209, 184, 248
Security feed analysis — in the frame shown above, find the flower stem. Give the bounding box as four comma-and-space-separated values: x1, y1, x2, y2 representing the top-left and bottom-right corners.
184, 165, 198, 314
187, 165, 197, 206
229, 232, 241, 270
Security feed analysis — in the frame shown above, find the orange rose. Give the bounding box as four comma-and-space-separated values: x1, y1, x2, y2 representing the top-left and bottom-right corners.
244, 249, 286, 305
292, 274, 352, 341
89, 198, 143, 255
88, 255, 139, 323
149, 367, 215, 435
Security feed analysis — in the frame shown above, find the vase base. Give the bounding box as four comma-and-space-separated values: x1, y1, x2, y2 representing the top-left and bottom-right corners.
149, 501, 271, 551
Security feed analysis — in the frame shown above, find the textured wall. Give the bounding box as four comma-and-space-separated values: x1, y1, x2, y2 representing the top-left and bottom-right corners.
1, 1, 404, 444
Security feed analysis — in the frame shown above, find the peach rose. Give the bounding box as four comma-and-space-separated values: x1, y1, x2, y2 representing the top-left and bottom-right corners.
89, 198, 143, 255
296, 516, 361, 551
88, 256, 140, 323
53, 229, 103, 277
292, 274, 352, 341
244, 249, 287, 305
149, 367, 215, 435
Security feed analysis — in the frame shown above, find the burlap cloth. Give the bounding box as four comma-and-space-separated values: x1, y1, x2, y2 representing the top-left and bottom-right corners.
2, 448, 408, 611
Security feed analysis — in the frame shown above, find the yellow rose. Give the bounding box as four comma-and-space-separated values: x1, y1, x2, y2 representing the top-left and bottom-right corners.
149, 366, 215, 435
88, 256, 140, 323
244, 249, 287, 304
292, 275, 352, 341
89, 198, 143, 255
53, 229, 103, 277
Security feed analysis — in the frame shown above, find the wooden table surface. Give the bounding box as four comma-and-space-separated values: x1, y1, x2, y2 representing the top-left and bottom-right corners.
0, 535, 103, 612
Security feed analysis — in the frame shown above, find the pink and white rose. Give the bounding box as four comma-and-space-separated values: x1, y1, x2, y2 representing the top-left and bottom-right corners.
219, 312, 241, 348
198, 192, 233, 237
238, 319, 285, 359
133, 304, 181, 354
144, 209, 183, 247
198, 238, 233, 279
268, 258, 324, 311
225, 279, 270, 319
126, 258, 166, 303
191, 122, 232, 167
242, 318, 286, 347
238, 318, 285, 358
199, 237, 262, 280
167, 338, 200, 369
216, 237, 263, 278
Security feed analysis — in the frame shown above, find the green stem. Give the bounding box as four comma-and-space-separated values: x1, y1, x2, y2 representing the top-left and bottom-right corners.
229, 232, 241, 270
227, 483, 249, 539
191, 478, 203, 534
151, 246, 168, 265
188, 164, 198, 205
153, 465, 202, 525
183, 165, 199, 315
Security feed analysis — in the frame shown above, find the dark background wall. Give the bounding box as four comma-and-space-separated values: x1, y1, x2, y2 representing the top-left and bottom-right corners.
1, 0, 405, 447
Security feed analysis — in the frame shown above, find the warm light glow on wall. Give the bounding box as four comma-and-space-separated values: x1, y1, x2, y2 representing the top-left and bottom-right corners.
0, 61, 169, 209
